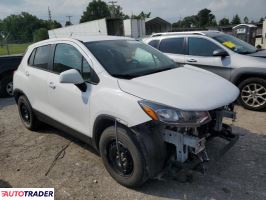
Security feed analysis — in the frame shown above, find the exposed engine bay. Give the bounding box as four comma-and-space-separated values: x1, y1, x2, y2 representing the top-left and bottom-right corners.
160, 105, 238, 170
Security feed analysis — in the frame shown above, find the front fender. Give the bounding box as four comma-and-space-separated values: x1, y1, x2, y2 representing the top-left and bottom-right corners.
231, 67, 266, 84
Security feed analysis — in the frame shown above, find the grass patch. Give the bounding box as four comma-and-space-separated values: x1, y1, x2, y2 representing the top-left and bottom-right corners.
0, 43, 31, 56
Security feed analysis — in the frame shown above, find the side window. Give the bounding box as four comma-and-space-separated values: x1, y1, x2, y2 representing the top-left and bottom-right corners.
53, 43, 92, 81
159, 38, 184, 54
53, 44, 82, 73
28, 49, 36, 66
188, 38, 221, 56
33, 45, 50, 69
148, 40, 159, 49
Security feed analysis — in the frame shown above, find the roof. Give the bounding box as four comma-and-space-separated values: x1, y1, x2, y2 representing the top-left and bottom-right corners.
28, 35, 134, 49
233, 24, 257, 29
145, 17, 171, 25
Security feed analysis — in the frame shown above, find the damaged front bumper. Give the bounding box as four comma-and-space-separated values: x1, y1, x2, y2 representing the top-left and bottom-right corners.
157, 106, 238, 172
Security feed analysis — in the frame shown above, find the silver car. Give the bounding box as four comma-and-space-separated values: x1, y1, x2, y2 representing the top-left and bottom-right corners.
144, 31, 266, 111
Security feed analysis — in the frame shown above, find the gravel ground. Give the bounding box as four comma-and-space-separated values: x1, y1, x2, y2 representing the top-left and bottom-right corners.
0, 97, 266, 200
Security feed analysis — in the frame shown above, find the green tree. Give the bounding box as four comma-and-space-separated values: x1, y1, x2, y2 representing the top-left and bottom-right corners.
231, 14, 241, 24
33, 28, 48, 42
219, 18, 230, 26
80, 0, 111, 23
1, 12, 61, 42
259, 17, 265, 23
109, 5, 124, 18
243, 16, 249, 24
42, 20, 62, 30
131, 11, 151, 19
197, 8, 216, 27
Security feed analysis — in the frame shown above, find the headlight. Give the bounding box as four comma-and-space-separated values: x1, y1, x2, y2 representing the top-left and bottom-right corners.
139, 100, 211, 126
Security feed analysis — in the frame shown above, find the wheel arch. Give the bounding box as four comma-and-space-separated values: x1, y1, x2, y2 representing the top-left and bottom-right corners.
231, 68, 266, 86
13, 89, 26, 103
92, 114, 116, 151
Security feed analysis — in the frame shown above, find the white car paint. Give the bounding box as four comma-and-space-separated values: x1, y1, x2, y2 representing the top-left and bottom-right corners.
13, 36, 239, 139
118, 65, 239, 111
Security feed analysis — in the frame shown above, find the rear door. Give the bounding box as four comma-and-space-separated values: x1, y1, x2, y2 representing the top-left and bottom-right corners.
47, 42, 94, 135
158, 37, 185, 65
25, 45, 51, 115
185, 36, 231, 80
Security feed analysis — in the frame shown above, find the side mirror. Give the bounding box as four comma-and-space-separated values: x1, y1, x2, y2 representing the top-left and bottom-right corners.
60, 69, 84, 84
60, 69, 87, 92
213, 49, 229, 57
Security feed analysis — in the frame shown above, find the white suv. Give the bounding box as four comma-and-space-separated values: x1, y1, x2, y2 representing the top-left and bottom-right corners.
13, 36, 239, 187
144, 31, 266, 111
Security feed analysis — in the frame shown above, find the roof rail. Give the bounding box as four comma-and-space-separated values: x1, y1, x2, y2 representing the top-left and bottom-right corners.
150, 31, 220, 37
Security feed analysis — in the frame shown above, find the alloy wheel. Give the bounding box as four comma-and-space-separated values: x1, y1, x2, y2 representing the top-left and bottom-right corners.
241, 83, 266, 108
5, 81, 13, 96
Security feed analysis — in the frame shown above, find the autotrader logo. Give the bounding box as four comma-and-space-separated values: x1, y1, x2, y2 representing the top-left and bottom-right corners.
0, 188, 54, 199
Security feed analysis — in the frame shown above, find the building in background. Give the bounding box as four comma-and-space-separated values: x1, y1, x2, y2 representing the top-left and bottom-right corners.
145, 17, 172, 35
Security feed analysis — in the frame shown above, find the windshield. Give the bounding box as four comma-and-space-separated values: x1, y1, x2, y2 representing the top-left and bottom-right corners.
85, 40, 177, 79
211, 34, 257, 54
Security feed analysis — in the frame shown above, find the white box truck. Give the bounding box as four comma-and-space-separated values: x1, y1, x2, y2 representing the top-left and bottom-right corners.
49, 18, 145, 39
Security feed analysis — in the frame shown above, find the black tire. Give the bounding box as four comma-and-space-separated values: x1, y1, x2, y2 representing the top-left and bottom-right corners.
0, 75, 13, 97
238, 78, 266, 111
99, 126, 149, 187
17, 95, 40, 130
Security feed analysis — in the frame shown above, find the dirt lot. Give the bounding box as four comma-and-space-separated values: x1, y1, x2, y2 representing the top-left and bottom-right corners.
0, 97, 266, 200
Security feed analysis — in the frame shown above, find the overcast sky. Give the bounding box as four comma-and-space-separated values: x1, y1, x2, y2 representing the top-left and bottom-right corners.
0, 0, 265, 24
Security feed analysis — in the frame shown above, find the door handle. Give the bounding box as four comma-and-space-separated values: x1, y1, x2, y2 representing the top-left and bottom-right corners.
187, 59, 197, 63
25, 71, 30, 77
49, 82, 56, 89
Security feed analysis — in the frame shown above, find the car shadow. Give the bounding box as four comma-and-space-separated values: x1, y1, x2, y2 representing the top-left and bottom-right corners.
37, 125, 99, 156
0, 97, 15, 109
0, 180, 12, 188
25, 122, 266, 199
135, 126, 266, 199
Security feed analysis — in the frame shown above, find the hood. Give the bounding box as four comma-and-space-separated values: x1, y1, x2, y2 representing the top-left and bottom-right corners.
249, 50, 266, 58
118, 65, 239, 111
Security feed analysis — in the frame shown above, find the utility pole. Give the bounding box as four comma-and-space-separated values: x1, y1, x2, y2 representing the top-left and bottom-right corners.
108, 1, 117, 18
48, 7, 52, 21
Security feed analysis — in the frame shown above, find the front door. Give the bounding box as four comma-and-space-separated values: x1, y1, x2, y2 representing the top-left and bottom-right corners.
185, 37, 231, 80
47, 42, 93, 135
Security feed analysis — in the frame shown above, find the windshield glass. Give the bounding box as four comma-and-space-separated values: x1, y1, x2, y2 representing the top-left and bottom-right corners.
85, 40, 177, 79
211, 34, 257, 54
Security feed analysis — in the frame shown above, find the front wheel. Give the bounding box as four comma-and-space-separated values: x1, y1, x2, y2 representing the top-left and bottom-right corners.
238, 78, 266, 111
99, 126, 148, 187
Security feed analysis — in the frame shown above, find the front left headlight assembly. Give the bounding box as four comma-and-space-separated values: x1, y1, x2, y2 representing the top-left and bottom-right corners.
139, 100, 211, 127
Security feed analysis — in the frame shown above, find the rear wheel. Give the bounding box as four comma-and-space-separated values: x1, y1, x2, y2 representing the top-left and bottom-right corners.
0, 75, 13, 97
238, 78, 266, 111
17, 95, 41, 130
99, 126, 148, 187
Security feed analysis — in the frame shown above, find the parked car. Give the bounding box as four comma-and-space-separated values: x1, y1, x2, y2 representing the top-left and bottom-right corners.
13, 36, 239, 187
144, 31, 266, 111
0, 54, 23, 97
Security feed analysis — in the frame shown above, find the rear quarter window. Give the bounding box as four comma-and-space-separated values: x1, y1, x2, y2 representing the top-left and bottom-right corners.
148, 40, 159, 49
